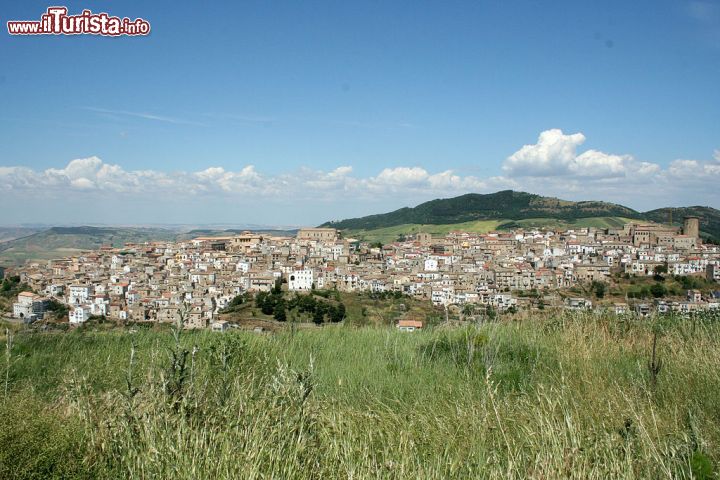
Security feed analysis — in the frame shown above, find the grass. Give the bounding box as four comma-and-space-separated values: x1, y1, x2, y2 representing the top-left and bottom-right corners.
344, 216, 636, 243
344, 220, 505, 243
2, 312, 720, 479
0, 247, 87, 267
218, 290, 441, 329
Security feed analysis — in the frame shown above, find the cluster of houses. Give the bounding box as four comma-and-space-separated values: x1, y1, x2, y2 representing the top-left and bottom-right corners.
6, 217, 720, 328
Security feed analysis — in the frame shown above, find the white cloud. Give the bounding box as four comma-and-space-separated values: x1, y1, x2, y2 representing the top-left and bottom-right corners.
504, 129, 586, 176
1, 135, 718, 221
503, 129, 645, 178
372, 167, 431, 187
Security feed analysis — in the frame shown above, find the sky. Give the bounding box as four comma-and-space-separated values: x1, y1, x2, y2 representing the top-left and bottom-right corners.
1, 0, 719, 226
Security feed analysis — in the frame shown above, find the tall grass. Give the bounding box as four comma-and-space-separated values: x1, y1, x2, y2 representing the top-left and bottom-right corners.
1, 313, 719, 479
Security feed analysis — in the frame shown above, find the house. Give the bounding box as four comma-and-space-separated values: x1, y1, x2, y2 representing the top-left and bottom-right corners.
397, 319, 423, 332
564, 297, 592, 310
69, 306, 91, 324
288, 269, 313, 291
12, 292, 50, 322
688, 290, 702, 303
655, 300, 670, 314
211, 320, 230, 332
68, 285, 92, 305
613, 302, 628, 315
297, 228, 338, 242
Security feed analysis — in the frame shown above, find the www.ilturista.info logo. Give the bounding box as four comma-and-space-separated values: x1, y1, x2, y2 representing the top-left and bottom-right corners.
7, 7, 150, 36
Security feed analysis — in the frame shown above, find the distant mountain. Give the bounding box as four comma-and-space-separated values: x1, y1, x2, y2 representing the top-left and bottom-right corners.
321, 190, 720, 241
0, 226, 302, 267
321, 190, 641, 230
0, 227, 43, 244
0, 226, 177, 266
176, 228, 299, 240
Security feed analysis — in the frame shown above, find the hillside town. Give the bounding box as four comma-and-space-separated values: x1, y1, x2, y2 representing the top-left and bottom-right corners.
5, 216, 720, 328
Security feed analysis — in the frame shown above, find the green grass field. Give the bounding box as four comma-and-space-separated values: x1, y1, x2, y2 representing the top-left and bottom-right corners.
344, 216, 636, 243
0, 247, 87, 267
2, 312, 719, 479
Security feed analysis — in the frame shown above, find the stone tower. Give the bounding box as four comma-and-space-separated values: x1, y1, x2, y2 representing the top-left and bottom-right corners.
683, 216, 700, 239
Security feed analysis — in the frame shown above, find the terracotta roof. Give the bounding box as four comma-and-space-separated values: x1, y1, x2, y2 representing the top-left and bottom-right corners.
397, 319, 423, 328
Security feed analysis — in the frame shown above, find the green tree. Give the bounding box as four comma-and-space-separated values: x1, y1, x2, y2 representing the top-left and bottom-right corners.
312, 308, 325, 325
330, 303, 346, 323
591, 281, 606, 299
273, 301, 287, 322
650, 282, 667, 298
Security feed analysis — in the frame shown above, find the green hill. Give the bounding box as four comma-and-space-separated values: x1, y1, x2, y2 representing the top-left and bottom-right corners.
322, 190, 641, 231
343, 217, 639, 243
323, 190, 720, 242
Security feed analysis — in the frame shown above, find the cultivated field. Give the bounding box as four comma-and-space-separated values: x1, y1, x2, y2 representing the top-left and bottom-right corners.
1, 313, 719, 479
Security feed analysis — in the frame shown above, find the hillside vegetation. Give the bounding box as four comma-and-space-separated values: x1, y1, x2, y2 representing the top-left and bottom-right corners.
323, 190, 642, 230
344, 217, 636, 243
1, 313, 719, 479
323, 190, 720, 242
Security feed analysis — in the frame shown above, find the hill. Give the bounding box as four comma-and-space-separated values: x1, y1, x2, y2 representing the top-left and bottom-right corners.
322, 190, 641, 230
0, 226, 302, 266
343, 217, 639, 244
176, 228, 299, 241
0, 227, 43, 244
322, 190, 720, 242
0, 226, 177, 266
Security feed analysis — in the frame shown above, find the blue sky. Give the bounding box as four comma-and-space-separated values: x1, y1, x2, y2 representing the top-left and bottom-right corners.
1, 0, 719, 225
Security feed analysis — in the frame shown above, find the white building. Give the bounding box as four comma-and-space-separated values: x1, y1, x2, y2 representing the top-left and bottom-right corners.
12, 291, 49, 322
424, 259, 439, 272
68, 285, 92, 305
69, 306, 91, 324
288, 269, 314, 291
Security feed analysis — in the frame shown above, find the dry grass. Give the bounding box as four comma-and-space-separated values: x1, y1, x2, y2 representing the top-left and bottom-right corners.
1, 312, 719, 479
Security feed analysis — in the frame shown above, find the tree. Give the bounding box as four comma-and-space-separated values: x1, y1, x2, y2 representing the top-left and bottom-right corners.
312, 308, 324, 325
650, 282, 667, 298
330, 303, 346, 323
256, 292, 275, 315
591, 281, 606, 299
272, 279, 282, 295
273, 302, 287, 322
653, 264, 668, 282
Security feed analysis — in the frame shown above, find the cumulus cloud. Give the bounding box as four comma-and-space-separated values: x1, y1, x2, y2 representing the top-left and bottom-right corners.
0, 157, 514, 202
504, 129, 586, 176
501, 130, 720, 209
2, 134, 719, 220
503, 129, 642, 178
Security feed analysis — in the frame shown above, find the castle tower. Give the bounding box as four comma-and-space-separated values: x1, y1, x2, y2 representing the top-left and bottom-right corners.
683, 216, 699, 239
